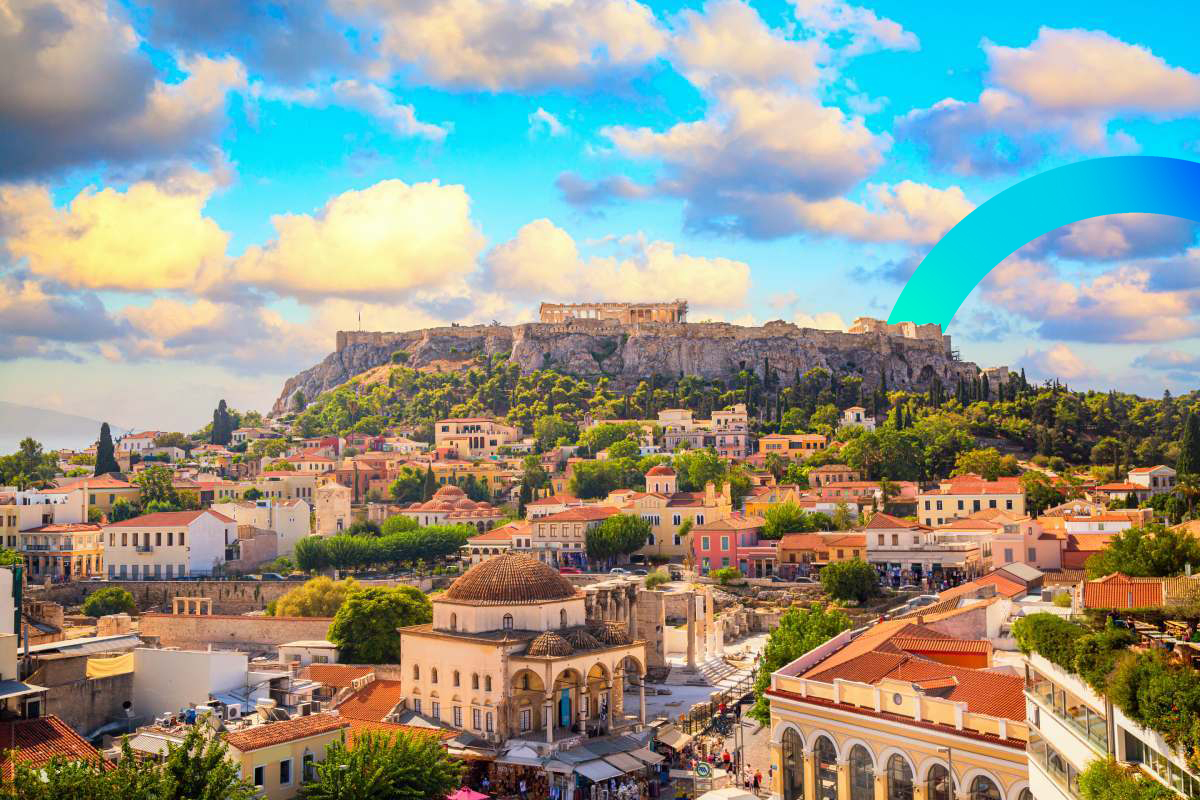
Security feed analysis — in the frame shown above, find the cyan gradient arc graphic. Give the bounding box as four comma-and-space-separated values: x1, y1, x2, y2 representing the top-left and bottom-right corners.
889, 156, 1200, 329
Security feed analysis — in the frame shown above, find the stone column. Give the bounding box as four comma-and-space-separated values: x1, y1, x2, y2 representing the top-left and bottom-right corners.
874, 771, 887, 800
638, 673, 646, 725
836, 761, 850, 800
686, 594, 697, 668
579, 687, 590, 727
544, 697, 555, 744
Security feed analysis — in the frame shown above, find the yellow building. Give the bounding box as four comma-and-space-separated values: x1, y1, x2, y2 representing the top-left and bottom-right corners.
765, 616, 1030, 800
744, 484, 805, 517
607, 465, 733, 561
0, 505, 17, 550
21, 522, 104, 580
756, 434, 828, 460
429, 459, 508, 497
223, 713, 350, 800
434, 417, 522, 460
39, 474, 140, 515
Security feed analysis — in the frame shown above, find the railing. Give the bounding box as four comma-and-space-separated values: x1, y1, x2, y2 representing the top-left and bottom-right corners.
677, 669, 757, 736
136, 545, 154, 553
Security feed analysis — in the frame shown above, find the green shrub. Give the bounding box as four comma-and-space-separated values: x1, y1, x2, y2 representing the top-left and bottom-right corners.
1053, 592, 1072, 607
645, 570, 670, 589
1079, 758, 1176, 800
819, 559, 879, 604
711, 567, 742, 585
1012, 613, 1086, 671
1073, 626, 1138, 691
81, 587, 136, 618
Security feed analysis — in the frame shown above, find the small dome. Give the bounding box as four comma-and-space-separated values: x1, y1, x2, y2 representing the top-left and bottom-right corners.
590, 621, 632, 646
444, 553, 581, 605
434, 485, 466, 498
454, 499, 477, 509
565, 629, 603, 651
527, 631, 574, 657
646, 465, 676, 476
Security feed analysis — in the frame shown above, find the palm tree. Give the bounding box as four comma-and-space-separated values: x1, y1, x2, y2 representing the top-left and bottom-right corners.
1175, 473, 1200, 518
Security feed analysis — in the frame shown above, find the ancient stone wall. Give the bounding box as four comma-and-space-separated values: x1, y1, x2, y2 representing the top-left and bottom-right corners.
272, 318, 981, 415
138, 613, 334, 654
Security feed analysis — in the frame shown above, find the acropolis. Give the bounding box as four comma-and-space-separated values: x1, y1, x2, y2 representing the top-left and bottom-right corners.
539, 300, 688, 324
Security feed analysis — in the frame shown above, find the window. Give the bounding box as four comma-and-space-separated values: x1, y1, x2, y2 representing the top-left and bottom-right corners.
431, 668, 438, 684
837, 550, 844, 559
109, 533, 114, 547
696, 515, 704, 525
878, 534, 884, 545
279, 759, 292, 786
720, 536, 729, 551
302, 753, 315, 782
431, 701, 440, 719
472, 673, 479, 690
453, 706, 462, 727
485, 675, 492, 692
486, 712, 494, 732
155, 531, 162, 546
701, 537, 710, 550
253, 766, 265, 787
972, 500, 980, 512
968, 776, 1000, 800
560, 609, 567, 628
453, 671, 460, 687
936, 500, 943, 511
179, 531, 185, 545
924, 501, 930, 510
1004, 548, 1014, 562
413, 664, 420, 680
167, 531, 173, 546
674, 534, 681, 546
1028, 547, 1037, 562
849, 744, 873, 800
886, 755, 913, 800
502, 614, 514, 630
988, 499, 997, 509
450, 613, 457, 631
891, 534, 899, 545
519, 708, 531, 731
925, 765, 953, 800
781, 728, 804, 800
814, 737, 837, 800
313, 655, 329, 664
473, 708, 482, 729
412, 698, 422, 714
648, 533, 655, 545
121, 532, 127, 546
1006, 499, 1013, 510
673, 514, 681, 526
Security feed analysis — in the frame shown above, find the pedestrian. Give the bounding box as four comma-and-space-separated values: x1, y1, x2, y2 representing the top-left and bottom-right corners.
519, 777, 528, 800
481, 774, 491, 793
754, 770, 762, 790
722, 749, 731, 769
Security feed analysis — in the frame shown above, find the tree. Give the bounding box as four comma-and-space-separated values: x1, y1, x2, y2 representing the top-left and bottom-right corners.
711, 566, 742, 585
749, 604, 852, 724
762, 502, 832, 539
951, 447, 1018, 480
153, 432, 191, 454
210, 399, 234, 446
1021, 471, 1064, 516
159, 725, 256, 800
1179, 411, 1200, 477
95, 423, 120, 475
291, 390, 307, 413
346, 520, 382, 537
301, 729, 462, 800
242, 487, 263, 501
820, 558, 879, 603
1084, 524, 1200, 580
273, 577, 361, 617
533, 414, 578, 452
644, 570, 671, 589
381, 515, 420, 536
422, 464, 437, 501
82, 587, 136, 618
132, 465, 180, 509
586, 514, 651, 565
328, 586, 433, 663
579, 421, 643, 454
672, 447, 725, 491
607, 438, 640, 460
388, 467, 424, 503
1079, 758, 1176, 800
569, 460, 626, 499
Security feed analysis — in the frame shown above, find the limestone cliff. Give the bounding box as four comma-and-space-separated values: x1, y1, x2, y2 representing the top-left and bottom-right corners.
271, 319, 980, 415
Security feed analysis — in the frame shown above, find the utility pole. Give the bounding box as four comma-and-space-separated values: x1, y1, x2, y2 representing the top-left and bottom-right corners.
938, 746, 955, 800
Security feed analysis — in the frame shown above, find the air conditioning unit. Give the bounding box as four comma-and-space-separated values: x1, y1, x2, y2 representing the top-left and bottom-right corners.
226, 705, 241, 720
1041, 589, 1053, 602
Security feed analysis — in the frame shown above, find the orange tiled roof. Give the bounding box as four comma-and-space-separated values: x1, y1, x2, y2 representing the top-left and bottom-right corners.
305, 664, 374, 689
892, 636, 992, 655
224, 713, 350, 752
938, 573, 1027, 601
104, 509, 233, 527
0, 716, 105, 779
335, 679, 406, 722
864, 513, 922, 530
343, 718, 456, 747
1082, 573, 1165, 610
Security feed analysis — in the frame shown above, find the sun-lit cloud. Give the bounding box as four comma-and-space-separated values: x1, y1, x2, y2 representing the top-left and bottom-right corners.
900, 28, 1200, 174
528, 108, 567, 138
259, 80, 447, 140
481, 218, 751, 309
790, 0, 919, 57
0, 169, 229, 292
1019, 343, 1097, 382
234, 179, 486, 300
0, 0, 245, 178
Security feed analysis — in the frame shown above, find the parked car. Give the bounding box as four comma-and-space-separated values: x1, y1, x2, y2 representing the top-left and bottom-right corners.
609, 567, 630, 575
259, 573, 286, 581
632, 568, 648, 576
285, 573, 308, 581
769, 575, 789, 583
791, 576, 818, 584
559, 566, 582, 574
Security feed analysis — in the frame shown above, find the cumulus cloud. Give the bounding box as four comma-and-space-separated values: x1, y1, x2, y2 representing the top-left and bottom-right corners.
792, 311, 847, 330
0, 169, 229, 291
234, 179, 486, 300
481, 219, 751, 309
1026, 214, 1198, 262
0, 276, 125, 355
0, 0, 245, 178
982, 256, 1200, 343
900, 28, 1200, 174
554, 173, 651, 211
528, 108, 567, 138
670, 0, 823, 90
790, 0, 919, 57
260, 80, 447, 140
1020, 343, 1097, 382
336, 0, 666, 91
142, 0, 359, 84
1132, 348, 1200, 376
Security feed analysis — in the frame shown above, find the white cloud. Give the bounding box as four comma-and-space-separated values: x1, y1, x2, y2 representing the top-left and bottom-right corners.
670, 0, 823, 90
234, 179, 487, 300
900, 28, 1200, 174
0, 0, 245, 177
338, 0, 666, 91
481, 219, 751, 309
1025, 214, 1198, 262
790, 0, 918, 57
328, 81, 448, 140
1020, 343, 1097, 382
793, 311, 846, 330
528, 108, 567, 137
0, 169, 229, 291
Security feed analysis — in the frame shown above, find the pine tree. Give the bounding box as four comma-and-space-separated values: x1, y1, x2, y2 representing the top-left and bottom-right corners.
422, 463, 437, 501
94, 422, 120, 476
1178, 412, 1200, 476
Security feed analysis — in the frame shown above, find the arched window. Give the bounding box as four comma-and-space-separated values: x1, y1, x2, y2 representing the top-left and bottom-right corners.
472, 673, 479, 690
431, 668, 438, 684
486, 712, 494, 732
926, 765, 954, 800
503, 614, 514, 630
453, 671, 460, 687
413, 664, 420, 681
560, 609, 568, 628
485, 675, 493, 692
781, 728, 804, 800
849, 745, 873, 800
449, 613, 457, 631
814, 736, 838, 800
1016, 790, 1032, 800
886, 755, 913, 800
969, 776, 1001, 800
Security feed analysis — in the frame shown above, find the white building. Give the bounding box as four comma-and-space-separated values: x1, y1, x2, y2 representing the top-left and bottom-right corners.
314, 483, 352, 535
277, 640, 339, 666
211, 498, 311, 556
434, 417, 522, 460
132, 648, 283, 720
1127, 464, 1177, 496
117, 431, 161, 453
840, 405, 876, 431
103, 509, 236, 579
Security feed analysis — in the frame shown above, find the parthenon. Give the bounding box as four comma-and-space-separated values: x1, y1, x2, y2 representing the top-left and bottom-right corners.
539, 300, 688, 324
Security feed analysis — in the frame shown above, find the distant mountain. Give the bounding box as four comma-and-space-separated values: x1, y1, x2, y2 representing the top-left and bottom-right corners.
0, 402, 130, 454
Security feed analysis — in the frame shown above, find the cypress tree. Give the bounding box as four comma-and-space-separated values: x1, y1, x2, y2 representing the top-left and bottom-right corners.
94, 422, 119, 475
1178, 412, 1200, 476
422, 464, 437, 501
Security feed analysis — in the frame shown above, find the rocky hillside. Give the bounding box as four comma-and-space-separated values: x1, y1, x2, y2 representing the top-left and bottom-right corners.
271, 319, 981, 415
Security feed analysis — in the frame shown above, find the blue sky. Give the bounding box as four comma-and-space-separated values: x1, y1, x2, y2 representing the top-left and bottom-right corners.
4, 0, 1200, 432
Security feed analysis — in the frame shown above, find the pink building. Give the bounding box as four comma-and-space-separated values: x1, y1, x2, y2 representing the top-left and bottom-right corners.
691, 515, 775, 577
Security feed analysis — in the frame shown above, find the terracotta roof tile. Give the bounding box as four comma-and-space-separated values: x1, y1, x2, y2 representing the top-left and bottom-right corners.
0, 716, 104, 779
343, 718, 456, 747
224, 713, 350, 752
335, 680, 406, 722
1082, 573, 1165, 610
443, 553, 581, 605
304, 665, 374, 689
104, 509, 233, 527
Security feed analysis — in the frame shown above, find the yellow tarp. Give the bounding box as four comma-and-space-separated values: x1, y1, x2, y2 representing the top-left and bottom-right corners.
86, 652, 134, 678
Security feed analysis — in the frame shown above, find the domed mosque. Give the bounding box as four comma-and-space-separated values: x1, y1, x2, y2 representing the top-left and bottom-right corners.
397, 553, 648, 749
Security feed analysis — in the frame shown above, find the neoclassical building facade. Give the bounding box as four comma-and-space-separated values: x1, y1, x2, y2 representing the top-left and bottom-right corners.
398, 554, 648, 747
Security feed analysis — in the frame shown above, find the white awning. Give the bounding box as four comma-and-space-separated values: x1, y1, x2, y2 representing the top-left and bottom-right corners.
575, 760, 624, 782
604, 753, 645, 773
630, 747, 665, 766
655, 727, 692, 749
495, 746, 544, 767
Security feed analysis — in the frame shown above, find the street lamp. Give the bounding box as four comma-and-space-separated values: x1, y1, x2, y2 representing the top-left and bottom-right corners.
937, 746, 955, 800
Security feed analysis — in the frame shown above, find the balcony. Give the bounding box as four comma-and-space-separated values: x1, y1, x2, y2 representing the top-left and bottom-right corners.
135, 544, 154, 554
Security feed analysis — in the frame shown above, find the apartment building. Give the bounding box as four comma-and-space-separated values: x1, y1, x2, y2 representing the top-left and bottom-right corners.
524, 506, 620, 568
434, 417, 521, 460
865, 512, 982, 586
103, 509, 235, 579
658, 404, 751, 459
211, 498, 311, 556
606, 466, 733, 561
917, 474, 1025, 527
756, 433, 828, 461
21, 522, 104, 581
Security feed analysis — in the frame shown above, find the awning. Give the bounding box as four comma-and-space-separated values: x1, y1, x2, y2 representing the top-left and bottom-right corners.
576, 759, 624, 782
630, 747, 665, 766
603, 753, 646, 773
0, 680, 47, 701
543, 759, 575, 773
494, 746, 544, 767
655, 727, 692, 750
